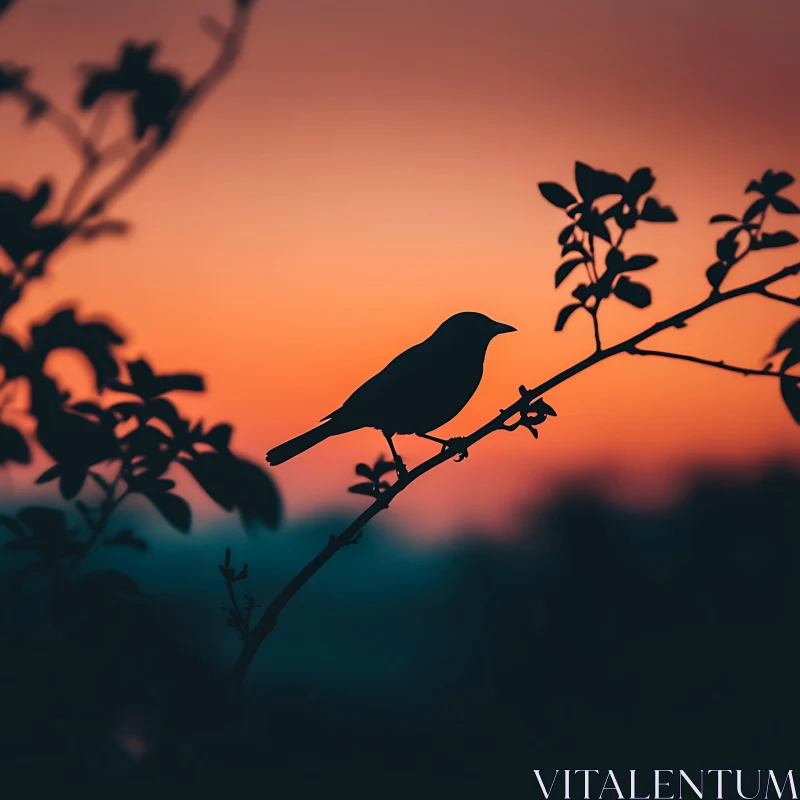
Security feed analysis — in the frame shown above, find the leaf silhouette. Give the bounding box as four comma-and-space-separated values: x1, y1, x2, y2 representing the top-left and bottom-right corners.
132, 70, 183, 142
613, 276, 652, 308
0, 334, 28, 379
572, 284, 592, 303
539, 182, 577, 209
104, 529, 147, 552
640, 197, 677, 223
110, 359, 204, 399
743, 197, 768, 222
709, 213, 739, 224
716, 235, 739, 264
627, 167, 655, 199
577, 209, 611, 242
745, 179, 763, 194
0, 514, 25, 538
17, 506, 63, 531
35, 463, 63, 483
180, 451, 238, 511
355, 463, 374, 480
555, 258, 587, 287
575, 162, 627, 202
205, 423, 232, 450
229, 457, 282, 530
79, 71, 118, 109
605, 247, 625, 274
781, 347, 800, 374
29, 308, 124, 391
762, 170, 795, 196
558, 224, 575, 245
34, 401, 119, 468
348, 482, 377, 497
555, 303, 582, 332
143, 491, 191, 532
128, 474, 176, 495
59, 467, 88, 500
561, 241, 588, 258
780, 376, 800, 425
623, 254, 658, 272
0, 421, 29, 465
372, 457, 397, 478
772, 319, 800, 354
771, 196, 800, 215
705, 261, 728, 290
757, 231, 799, 250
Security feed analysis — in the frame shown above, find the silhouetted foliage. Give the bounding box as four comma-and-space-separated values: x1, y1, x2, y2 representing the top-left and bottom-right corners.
539, 162, 678, 347
242, 159, 799, 688
80, 41, 184, 142
218, 546, 259, 641
348, 455, 396, 499
3, 7, 800, 793
0, 0, 276, 704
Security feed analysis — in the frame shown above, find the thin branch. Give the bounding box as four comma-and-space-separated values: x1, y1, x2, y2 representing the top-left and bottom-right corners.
0, 0, 258, 324
759, 288, 800, 307
66, 478, 128, 577
628, 346, 798, 380
68, 3, 255, 228
15, 87, 93, 160
230, 258, 800, 688
590, 308, 602, 352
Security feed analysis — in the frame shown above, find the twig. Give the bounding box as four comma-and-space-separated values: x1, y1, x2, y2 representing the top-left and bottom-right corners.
759, 288, 800, 307
0, 0, 258, 324
218, 547, 258, 642
15, 87, 93, 160
628, 347, 799, 380
229, 258, 800, 687
590, 308, 602, 352
66, 474, 128, 576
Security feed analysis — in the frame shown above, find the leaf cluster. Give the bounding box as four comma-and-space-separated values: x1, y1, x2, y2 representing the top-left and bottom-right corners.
348, 456, 397, 499
705, 170, 799, 291
79, 41, 184, 142
540, 162, 677, 334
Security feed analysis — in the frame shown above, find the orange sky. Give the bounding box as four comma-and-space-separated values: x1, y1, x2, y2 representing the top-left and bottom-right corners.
2, 0, 800, 537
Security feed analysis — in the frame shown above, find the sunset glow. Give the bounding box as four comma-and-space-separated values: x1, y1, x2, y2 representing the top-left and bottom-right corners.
3, 0, 800, 537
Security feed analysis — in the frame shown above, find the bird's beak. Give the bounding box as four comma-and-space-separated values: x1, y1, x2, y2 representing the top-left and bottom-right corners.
493, 321, 517, 335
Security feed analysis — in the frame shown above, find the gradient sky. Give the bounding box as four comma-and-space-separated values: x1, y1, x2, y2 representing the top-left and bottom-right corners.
2, 0, 800, 538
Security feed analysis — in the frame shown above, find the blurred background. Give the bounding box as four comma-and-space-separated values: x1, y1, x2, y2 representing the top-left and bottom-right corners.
2, 0, 800, 793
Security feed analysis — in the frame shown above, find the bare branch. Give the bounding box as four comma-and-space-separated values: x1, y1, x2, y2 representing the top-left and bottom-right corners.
15, 86, 93, 160
759, 288, 800, 307
628, 347, 798, 380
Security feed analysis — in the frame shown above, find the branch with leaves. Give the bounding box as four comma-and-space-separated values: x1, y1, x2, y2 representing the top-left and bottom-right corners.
0, 2, 279, 608
226, 163, 800, 688
0, 0, 256, 323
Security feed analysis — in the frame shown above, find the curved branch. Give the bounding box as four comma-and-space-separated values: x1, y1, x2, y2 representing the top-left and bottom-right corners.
15, 87, 93, 160
0, 1, 258, 323
628, 347, 798, 380
759, 288, 800, 307
68, 0, 256, 228
230, 259, 800, 688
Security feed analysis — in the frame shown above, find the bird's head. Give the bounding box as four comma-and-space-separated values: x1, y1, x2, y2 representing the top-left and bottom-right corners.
435, 312, 517, 348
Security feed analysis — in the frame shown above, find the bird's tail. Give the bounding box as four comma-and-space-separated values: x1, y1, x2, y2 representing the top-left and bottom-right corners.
266, 421, 337, 466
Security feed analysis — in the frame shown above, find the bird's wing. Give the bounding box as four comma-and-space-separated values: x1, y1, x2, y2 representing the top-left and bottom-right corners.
320, 341, 431, 422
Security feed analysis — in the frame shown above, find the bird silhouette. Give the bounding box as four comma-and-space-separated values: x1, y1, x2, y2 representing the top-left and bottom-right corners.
266, 312, 516, 473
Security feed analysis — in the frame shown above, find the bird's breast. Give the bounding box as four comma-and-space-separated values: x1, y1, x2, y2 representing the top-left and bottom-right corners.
390, 356, 484, 435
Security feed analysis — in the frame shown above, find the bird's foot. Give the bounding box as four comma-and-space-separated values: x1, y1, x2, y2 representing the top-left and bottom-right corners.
392, 456, 409, 479
441, 436, 469, 462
